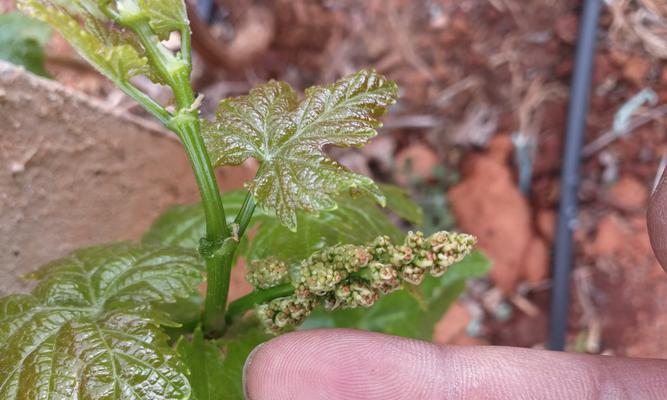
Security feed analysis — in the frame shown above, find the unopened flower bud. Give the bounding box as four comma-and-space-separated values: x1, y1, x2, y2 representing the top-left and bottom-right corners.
293, 285, 311, 299
412, 234, 435, 269
293, 259, 347, 295
253, 230, 476, 333
256, 295, 316, 334
405, 230, 426, 248
246, 257, 289, 289
293, 244, 371, 295
369, 235, 393, 258
401, 263, 426, 285
328, 279, 378, 309
349, 280, 379, 308
396, 231, 430, 284
428, 231, 476, 276
390, 245, 414, 266
332, 245, 372, 272
366, 261, 401, 294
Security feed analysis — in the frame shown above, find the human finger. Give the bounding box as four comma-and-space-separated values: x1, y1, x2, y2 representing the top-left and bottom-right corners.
244, 328, 667, 400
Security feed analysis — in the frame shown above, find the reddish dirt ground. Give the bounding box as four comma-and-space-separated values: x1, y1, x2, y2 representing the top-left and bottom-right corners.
4, 0, 667, 356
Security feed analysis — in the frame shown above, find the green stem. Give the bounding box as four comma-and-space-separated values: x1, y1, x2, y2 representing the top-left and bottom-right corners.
204, 195, 256, 334
119, 13, 234, 332
203, 252, 234, 334
129, 21, 194, 109
180, 26, 192, 69
226, 284, 295, 322
169, 92, 232, 334
234, 192, 256, 237
127, 20, 228, 239
116, 81, 171, 124
173, 116, 229, 239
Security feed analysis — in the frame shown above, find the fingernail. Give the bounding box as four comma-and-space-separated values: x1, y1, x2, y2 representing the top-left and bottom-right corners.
243, 342, 265, 400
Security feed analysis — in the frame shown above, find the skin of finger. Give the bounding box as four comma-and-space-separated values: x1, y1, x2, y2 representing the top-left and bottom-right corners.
648, 169, 667, 272
244, 329, 667, 400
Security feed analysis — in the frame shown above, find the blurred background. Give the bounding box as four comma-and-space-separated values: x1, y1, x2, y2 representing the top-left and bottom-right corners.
1, 0, 666, 357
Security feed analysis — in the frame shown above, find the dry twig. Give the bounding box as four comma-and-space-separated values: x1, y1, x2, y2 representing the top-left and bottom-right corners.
608, 0, 667, 59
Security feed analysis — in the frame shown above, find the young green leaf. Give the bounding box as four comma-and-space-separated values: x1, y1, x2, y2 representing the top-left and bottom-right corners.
140, 0, 189, 40
0, 12, 51, 76
202, 69, 398, 230
17, 0, 155, 84
249, 192, 404, 262
218, 327, 271, 400
177, 325, 270, 400
143, 189, 406, 262
176, 327, 226, 400
378, 183, 423, 226
301, 251, 490, 340
0, 243, 202, 399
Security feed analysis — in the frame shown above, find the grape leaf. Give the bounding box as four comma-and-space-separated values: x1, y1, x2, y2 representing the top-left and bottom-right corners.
0, 12, 51, 77
0, 243, 202, 399
143, 189, 407, 262
202, 69, 398, 230
218, 327, 270, 400
18, 0, 152, 84
177, 324, 269, 400
140, 0, 188, 40
378, 183, 423, 226
301, 251, 490, 340
176, 327, 226, 400
249, 192, 403, 262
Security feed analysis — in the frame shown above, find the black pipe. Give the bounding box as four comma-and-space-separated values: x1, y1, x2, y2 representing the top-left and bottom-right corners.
196, 0, 217, 24
549, 0, 602, 351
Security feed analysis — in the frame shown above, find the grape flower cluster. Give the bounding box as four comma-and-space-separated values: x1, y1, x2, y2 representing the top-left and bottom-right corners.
247, 231, 476, 333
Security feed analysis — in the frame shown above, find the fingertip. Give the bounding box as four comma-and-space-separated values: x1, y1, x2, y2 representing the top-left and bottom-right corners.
243, 342, 265, 400
242, 329, 438, 400
243, 330, 328, 400
242, 329, 667, 400
648, 168, 667, 272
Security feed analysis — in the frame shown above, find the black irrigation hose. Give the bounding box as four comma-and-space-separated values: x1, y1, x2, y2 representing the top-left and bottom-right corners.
196, 0, 217, 24
549, 0, 602, 351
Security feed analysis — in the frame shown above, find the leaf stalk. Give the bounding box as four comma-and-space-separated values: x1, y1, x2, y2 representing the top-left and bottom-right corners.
226, 284, 295, 323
